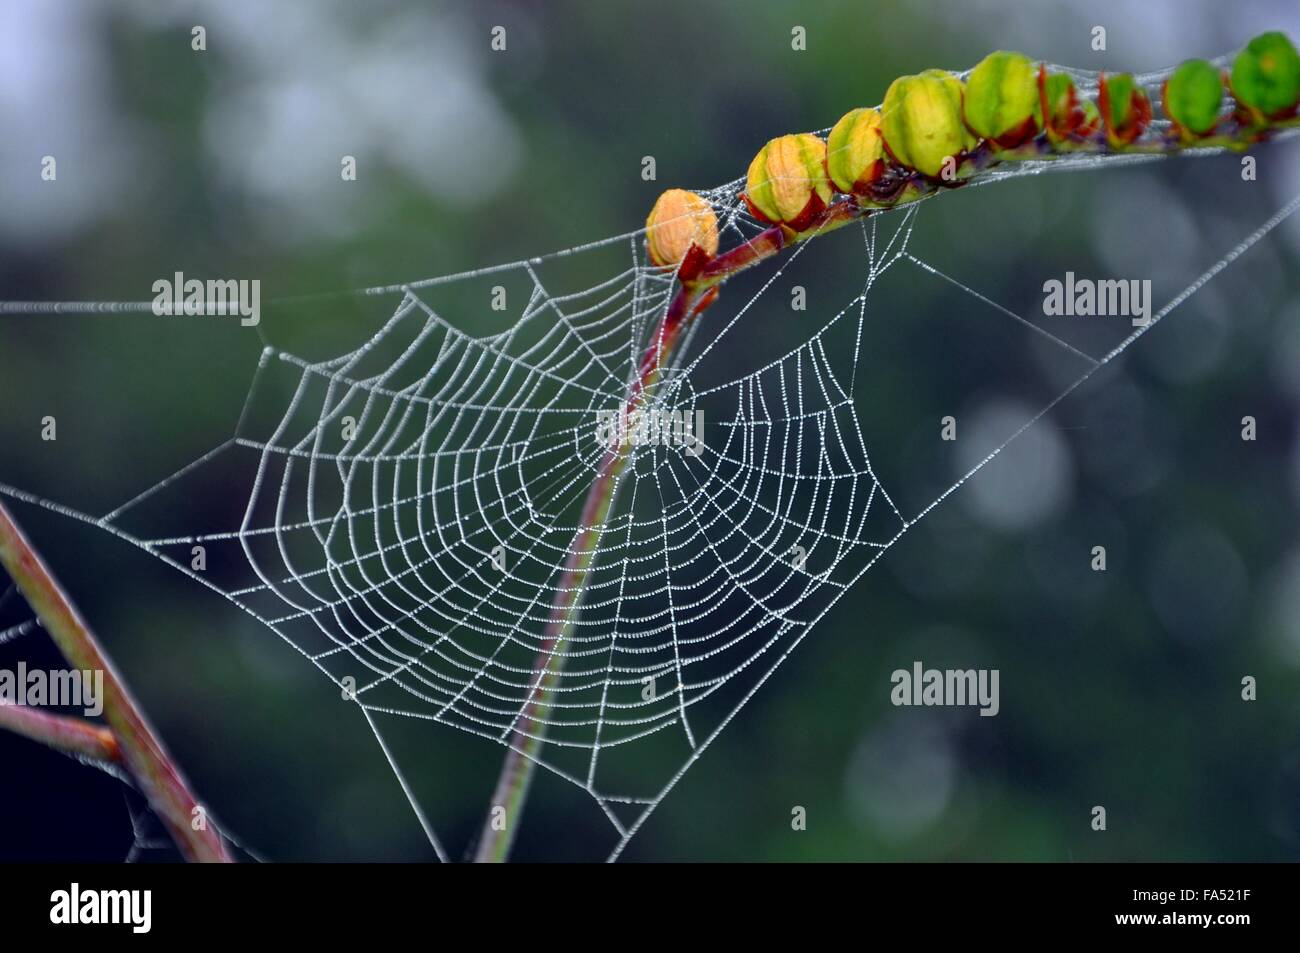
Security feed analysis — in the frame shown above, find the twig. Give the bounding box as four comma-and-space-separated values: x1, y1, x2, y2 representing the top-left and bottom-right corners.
0, 702, 120, 764
473, 276, 710, 861
472, 215, 840, 861
0, 500, 231, 862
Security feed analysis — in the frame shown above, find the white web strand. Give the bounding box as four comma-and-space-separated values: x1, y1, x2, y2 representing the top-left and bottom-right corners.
1, 54, 1297, 859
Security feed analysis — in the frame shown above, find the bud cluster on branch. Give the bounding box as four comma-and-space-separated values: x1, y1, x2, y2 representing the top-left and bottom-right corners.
643, 30, 1299, 294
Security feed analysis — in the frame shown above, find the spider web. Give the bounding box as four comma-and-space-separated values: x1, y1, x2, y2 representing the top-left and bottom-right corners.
134, 197, 920, 860
3, 60, 1299, 861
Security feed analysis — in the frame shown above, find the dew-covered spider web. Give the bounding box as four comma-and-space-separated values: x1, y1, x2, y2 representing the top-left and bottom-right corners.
3, 59, 1299, 861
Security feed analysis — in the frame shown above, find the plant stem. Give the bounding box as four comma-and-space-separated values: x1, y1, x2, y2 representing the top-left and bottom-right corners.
473, 281, 708, 862
0, 500, 231, 862
0, 702, 120, 764
473, 210, 856, 862
473, 194, 898, 862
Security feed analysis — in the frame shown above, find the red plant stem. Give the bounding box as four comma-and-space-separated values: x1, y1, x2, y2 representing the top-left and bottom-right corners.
0, 500, 231, 863
474, 279, 707, 862
698, 224, 787, 284
0, 702, 120, 764
474, 201, 873, 862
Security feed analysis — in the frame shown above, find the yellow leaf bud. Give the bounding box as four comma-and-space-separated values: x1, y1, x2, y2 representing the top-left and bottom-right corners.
744, 133, 833, 232
645, 189, 719, 274
827, 108, 887, 195
881, 69, 979, 178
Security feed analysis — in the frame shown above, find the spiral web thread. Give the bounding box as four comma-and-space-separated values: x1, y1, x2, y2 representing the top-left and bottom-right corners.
2, 58, 1298, 861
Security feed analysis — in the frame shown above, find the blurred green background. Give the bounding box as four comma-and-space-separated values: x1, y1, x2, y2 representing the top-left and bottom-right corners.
2, 0, 1300, 862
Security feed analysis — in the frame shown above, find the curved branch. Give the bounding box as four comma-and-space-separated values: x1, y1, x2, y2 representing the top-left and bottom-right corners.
477, 43, 1299, 862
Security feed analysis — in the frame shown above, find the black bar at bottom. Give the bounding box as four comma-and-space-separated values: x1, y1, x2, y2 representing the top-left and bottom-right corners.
0, 861, 1281, 940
